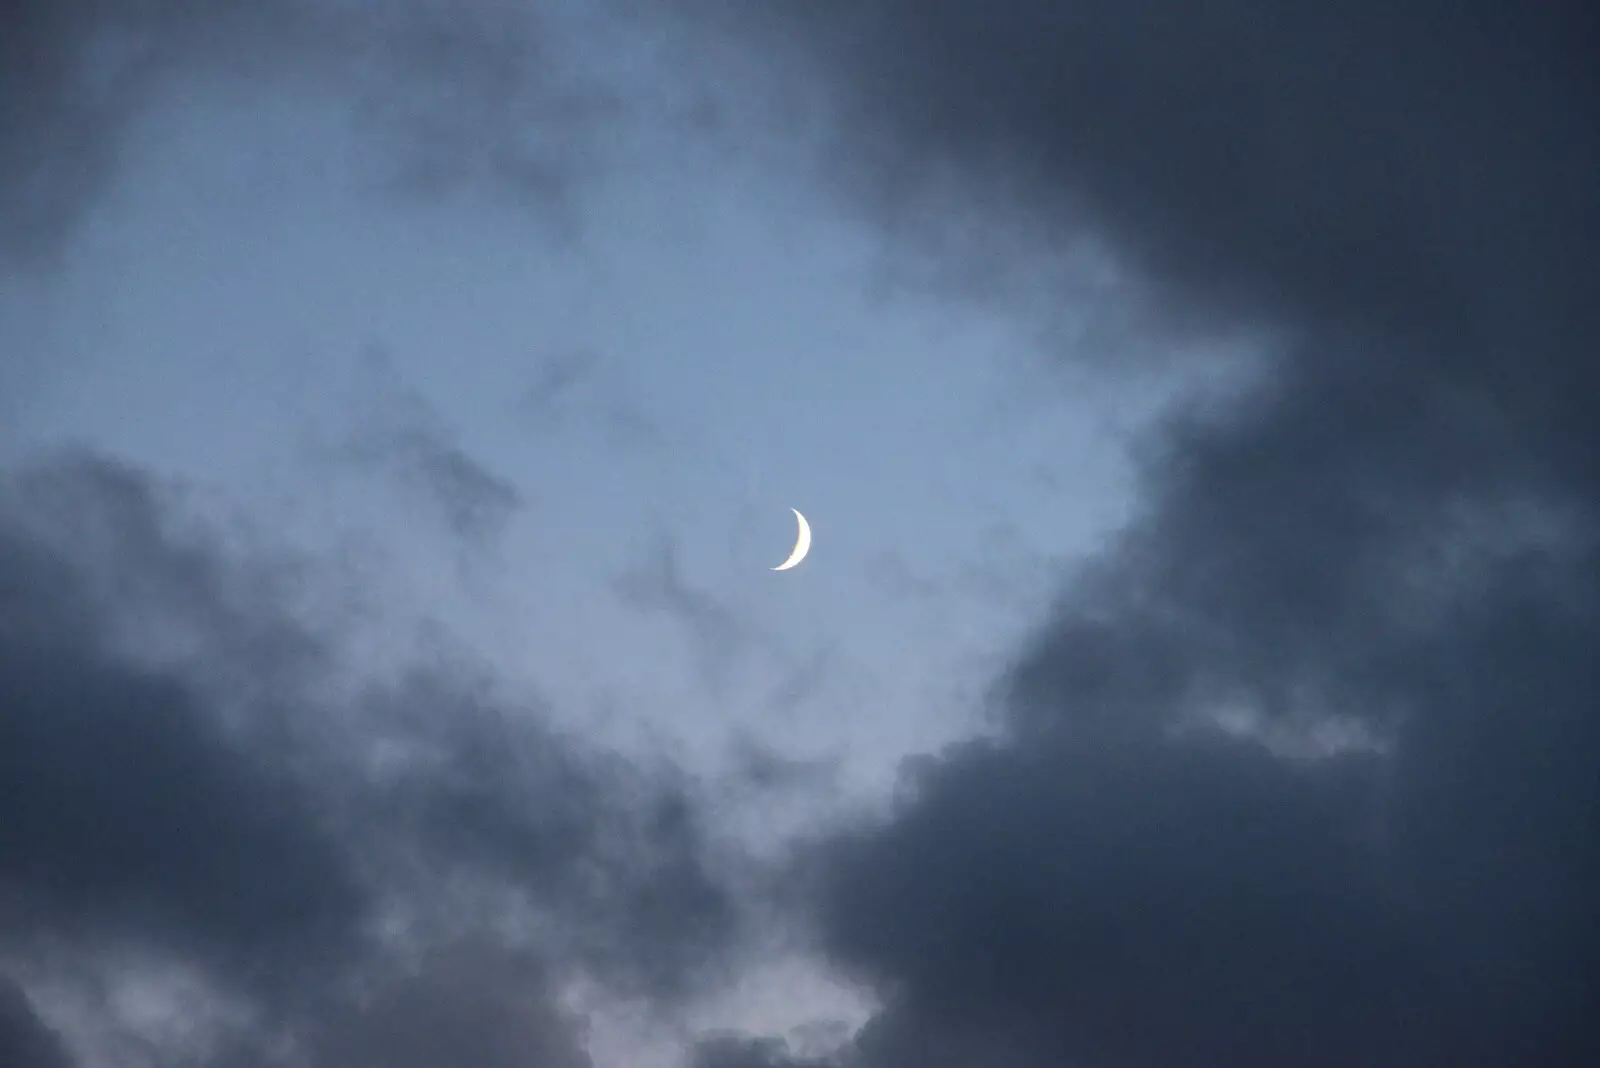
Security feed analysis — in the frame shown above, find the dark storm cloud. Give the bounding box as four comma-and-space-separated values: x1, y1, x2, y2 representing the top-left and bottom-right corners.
0, 0, 610, 269
689, 1032, 843, 1068
190, 941, 598, 1068
0, 980, 71, 1068
345, 663, 740, 1003
0, 458, 361, 984
302, 942, 594, 1068
0, 453, 741, 1064
705, 2, 1600, 1066
723, 0, 1599, 350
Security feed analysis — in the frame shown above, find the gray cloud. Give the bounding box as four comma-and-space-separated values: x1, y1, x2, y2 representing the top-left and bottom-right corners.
0, 459, 361, 990
702, 2, 1600, 1066
689, 1032, 844, 1068
0, 0, 614, 270
0, 453, 742, 1064
0, 980, 72, 1068
302, 942, 594, 1068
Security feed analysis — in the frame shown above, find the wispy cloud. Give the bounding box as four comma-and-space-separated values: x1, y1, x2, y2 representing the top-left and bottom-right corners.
615, 531, 764, 695
317, 345, 524, 551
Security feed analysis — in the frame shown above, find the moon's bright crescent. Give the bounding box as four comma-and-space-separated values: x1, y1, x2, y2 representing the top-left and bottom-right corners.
771, 509, 812, 571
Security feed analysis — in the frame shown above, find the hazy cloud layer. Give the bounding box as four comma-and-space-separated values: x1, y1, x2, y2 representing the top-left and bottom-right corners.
708, 2, 1600, 1066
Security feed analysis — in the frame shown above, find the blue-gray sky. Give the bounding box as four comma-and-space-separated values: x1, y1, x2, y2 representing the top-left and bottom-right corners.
3, 3, 1596, 1067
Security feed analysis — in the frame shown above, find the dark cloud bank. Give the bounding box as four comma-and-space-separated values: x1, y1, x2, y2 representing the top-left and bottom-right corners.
694, 2, 1600, 1067
0, 454, 740, 1066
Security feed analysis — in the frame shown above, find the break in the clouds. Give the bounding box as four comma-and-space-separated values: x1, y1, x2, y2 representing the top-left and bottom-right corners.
702, 2, 1600, 1066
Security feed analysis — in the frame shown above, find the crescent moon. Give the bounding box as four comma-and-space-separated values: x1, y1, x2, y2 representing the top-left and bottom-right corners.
771, 508, 812, 571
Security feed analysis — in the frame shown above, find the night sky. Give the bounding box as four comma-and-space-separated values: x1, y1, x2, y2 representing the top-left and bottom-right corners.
3, 3, 1596, 1067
